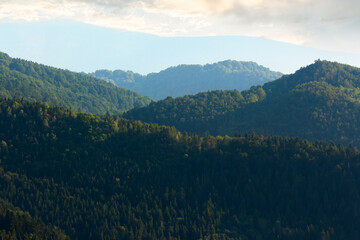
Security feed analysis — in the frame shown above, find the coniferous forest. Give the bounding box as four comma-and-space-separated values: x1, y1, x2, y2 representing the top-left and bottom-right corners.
1, 98, 360, 239
0, 198, 68, 239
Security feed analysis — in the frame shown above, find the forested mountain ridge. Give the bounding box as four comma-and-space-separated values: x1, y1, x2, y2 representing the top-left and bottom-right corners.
125, 60, 360, 147
263, 60, 360, 96
0, 52, 151, 114
1, 98, 360, 239
90, 60, 282, 100
123, 86, 266, 133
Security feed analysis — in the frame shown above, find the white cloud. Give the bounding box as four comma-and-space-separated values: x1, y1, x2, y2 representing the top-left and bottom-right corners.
0, 0, 359, 54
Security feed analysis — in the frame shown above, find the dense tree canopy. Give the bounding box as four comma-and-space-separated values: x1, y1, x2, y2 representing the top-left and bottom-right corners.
90, 60, 282, 100
0, 198, 67, 239
124, 86, 266, 133
124, 60, 360, 148
1, 98, 360, 239
0, 52, 151, 114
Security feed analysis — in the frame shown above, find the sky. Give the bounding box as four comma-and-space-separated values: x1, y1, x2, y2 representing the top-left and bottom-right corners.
0, 0, 360, 74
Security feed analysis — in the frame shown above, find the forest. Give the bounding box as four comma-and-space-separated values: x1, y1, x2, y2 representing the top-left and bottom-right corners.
0, 198, 67, 240
0, 52, 151, 115
90, 60, 282, 100
1, 98, 360, 239
125, 60, 360, 147
124, 86, 266, 133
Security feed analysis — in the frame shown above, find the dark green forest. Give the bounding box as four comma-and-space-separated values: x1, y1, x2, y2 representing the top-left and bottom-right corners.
1, 98, 360, 239
0, 52, 151, 114
125, 60, 360, 147
124, 86, 266, 133
90, 60, 282, 100
0, 198, 67, 240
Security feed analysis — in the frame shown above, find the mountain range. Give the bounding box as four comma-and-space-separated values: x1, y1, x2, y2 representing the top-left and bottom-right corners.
124, 60, 360, 147
2, 50, 360, 239
90, 61, 282, 100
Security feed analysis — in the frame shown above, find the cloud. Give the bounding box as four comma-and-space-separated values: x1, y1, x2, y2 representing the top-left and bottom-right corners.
0, 0, 359, 54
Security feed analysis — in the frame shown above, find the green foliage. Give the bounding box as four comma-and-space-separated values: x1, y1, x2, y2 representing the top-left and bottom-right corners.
212, 81, 360, 146
124, 86, 265, 133
211, 61, 360, 146
124, 60, 360, 148
263, 60, 360, 96
0, 199, 68, 240
1, 98, 360, 239
90, 60, 282, 100
0, 52, 151, 114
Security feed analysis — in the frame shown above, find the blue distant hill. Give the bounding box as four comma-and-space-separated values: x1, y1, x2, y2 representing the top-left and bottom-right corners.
90, 60, 283, 100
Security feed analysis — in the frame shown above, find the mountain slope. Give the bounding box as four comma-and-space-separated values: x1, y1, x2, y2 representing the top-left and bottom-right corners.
0, 52, 151, 114
1, 98, 360, 239
91, 60, 282, 100
214, 81, 360, 142
124, 86, 266, 133
124, 60, 360, 147
213, 60, 360, 144
263, 60, 360, 96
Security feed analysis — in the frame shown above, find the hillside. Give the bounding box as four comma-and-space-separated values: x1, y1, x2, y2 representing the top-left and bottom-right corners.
0, 52, 151, 114
90, 60, 282, 100
124, 60, 360, 147
124, 86, 266, 133
1, 98, 360, 239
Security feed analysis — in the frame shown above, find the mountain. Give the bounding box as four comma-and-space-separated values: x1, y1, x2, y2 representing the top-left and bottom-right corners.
0, 52, 151, 114
1, 98, 360, 239
90, 60, 282, 100
124, 60, 360, 147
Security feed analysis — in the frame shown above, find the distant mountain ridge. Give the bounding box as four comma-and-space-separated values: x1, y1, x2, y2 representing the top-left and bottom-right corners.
90, 60, 283, 100
125, 60, 360, 147
0, 51, 151, 114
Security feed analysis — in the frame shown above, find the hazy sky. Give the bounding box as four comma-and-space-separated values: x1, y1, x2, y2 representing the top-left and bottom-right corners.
1, 0, 359, 54
0, 1, 360, 74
